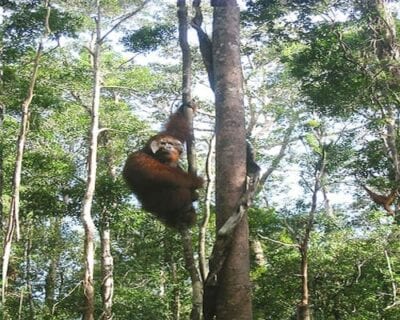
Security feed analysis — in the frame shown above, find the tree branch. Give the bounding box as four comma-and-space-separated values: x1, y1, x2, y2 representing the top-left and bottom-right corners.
100, 1, 150, 43
257, 233, 300, 248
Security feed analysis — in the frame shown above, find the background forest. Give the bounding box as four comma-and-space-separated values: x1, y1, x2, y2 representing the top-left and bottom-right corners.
1, 0, 400, 319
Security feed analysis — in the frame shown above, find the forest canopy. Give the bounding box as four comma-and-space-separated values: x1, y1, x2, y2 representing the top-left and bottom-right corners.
1, 0, 400, 319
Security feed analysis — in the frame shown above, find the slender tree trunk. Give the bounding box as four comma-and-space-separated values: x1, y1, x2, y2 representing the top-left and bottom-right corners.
81, 3, 149, 318
177, 0, 196, 170
0, 103, 3, 229
297, 149, 324, 320
45, 216, 62, 311
322, 185, 333, 217
199, 135, 215, 281
368, 0, 400, 182
24, 233, 34, 318
384, 109, 400, 183
100, 213, 113, 320
171, 262, 181, 320
18, 220, 34, 320
0, 44, 3, 230
371, 1, 400, 220
99, 135, 115, 320
177, 2, 202, 319
45, 251, 59, 309
164, 237, 181, 320
97, 127, 116, 320
18, 287, 25, 320
251, 239, 266, 267
1, 0, 51, 303
297, 248, 310, 320
81, 3, 101, 319
212, 2, 252, 319
181, 230, 203, 320
384, 249, 397, 308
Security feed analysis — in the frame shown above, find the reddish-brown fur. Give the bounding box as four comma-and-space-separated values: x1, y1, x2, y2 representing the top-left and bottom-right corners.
363, 185, 398, 216
123, 106, 203, 229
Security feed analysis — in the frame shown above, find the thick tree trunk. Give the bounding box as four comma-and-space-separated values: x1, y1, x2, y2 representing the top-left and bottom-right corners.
212, 2, 252, 319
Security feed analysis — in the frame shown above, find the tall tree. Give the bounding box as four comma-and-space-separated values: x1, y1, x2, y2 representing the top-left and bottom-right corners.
212, 1, 252, 319
77, 1, 150, 317
295, 121, 331, 320
80, 1, 100, 315
177, 1, 203, 319
246, 0, 400, 221
98, 130, 115, 320
2, 0, 51, 303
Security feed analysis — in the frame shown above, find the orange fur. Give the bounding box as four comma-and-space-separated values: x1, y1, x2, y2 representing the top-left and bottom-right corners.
123, 106, 203, 229
363, 185, 398, 216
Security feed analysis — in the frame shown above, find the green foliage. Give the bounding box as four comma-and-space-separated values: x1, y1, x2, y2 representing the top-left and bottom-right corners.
110, 209, 194, 319
3, 0, 400, 319
122, 24, 176, 53
251, 210, 400, 319
1, 1, 83, 61
354, 140, 392, 177
284, 26, 371, 116
309, 224, 400, 319
102, 51, 159, 92
246, 0, 400, 117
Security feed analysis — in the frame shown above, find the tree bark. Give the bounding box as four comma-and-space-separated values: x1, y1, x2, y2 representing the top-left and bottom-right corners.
171, 262, 181, 320
0, 103, 3, 229
166, 245, 181, 320
181, 229, 203, 320
199, 135, 215, 281
212, 2, 252, 320
297, 249, 310, 320
367, 0, 400, 220
99, 130, 116, 320
80, 3, 149, 318
100, 211, 114, 320
296, 140, 326, 320
177, 2, 202, 319
45, 217, 62, 311
384, 249, 397, 309
251, 239, 266, 267
1, 0, 51, 303
24, 231, 34, 319
368, 0, 400, 183
81, 2, 101, 319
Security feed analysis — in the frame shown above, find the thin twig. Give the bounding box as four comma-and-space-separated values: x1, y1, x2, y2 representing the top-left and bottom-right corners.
257, 233, 300, 248
52, 281, 83, 315
100, 1, 150, 43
